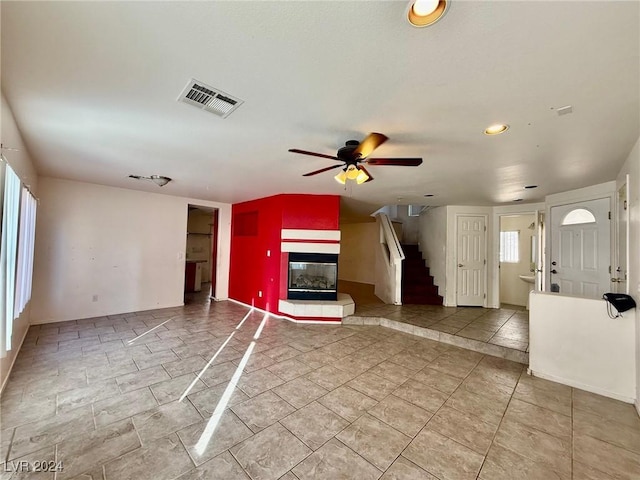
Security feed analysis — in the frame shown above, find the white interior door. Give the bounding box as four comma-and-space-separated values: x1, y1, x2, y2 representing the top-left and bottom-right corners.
549, 198, 611, 298
456, 215, 486, 306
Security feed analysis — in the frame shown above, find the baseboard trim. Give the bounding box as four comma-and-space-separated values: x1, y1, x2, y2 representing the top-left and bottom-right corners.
529, 369, 636, 404
0, 325, 30, 395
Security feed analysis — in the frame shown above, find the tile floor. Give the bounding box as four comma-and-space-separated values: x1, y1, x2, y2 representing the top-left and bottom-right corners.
1, 298, 639, 479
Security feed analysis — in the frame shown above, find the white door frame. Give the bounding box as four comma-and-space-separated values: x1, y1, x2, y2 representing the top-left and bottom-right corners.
454, 213, 488, 307
544, 182, 615, 296
490, 203, 545, 309
614, 176, 629, 294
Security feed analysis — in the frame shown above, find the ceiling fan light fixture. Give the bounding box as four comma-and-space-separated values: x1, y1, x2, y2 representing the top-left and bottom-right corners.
334, 170, 347, 184
407, 0, 448, 27
346, 164, 360, 180
355, 169, 370, 184
129, 174, 172, 187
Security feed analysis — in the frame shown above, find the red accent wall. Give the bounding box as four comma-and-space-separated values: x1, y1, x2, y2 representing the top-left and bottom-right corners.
229, 194, 340, 315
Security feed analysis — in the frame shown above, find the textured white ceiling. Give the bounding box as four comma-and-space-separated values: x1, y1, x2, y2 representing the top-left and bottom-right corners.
1, 1, 638, 213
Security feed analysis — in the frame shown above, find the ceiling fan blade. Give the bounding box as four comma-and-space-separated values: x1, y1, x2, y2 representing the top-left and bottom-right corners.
364, 158, 423, 166
359, 165, 374, 183
289, 149, 341, 161
303, 164, 345, 176
353, 133, 388, 159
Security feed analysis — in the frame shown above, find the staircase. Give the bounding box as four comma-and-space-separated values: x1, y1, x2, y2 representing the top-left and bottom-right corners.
401, 244, 443, 305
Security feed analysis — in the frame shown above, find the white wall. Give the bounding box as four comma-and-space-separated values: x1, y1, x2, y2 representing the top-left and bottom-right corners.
616, 136, 640, 412
529, 292, 636, 402
499, 215, 536, 306
31, 178, 231, 324
418, 206, 447, 299
394, 205, 420, 244
0, 93, 39, 390
338, 222, 377, 284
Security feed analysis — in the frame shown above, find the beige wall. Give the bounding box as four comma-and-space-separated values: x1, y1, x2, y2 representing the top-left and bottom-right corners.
499, 214, 536, 306
1, 93, 39, 390
31, 178, 231, 324
616, 136, 640, 412
338, 222, 377, 284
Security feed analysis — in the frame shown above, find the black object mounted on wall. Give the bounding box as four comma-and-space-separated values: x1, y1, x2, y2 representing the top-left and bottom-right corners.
603, 293, 636, 318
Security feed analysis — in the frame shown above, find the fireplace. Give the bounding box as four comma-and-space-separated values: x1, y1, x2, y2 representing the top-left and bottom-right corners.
287, 253, 338, 301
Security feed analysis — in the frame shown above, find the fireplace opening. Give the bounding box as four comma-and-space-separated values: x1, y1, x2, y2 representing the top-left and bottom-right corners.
287, 253, 338, 301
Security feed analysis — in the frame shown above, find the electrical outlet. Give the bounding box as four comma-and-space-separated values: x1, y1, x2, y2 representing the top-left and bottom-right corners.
92, 295, 98, 302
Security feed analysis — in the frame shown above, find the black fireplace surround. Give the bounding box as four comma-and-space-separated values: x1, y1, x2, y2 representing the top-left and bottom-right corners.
287, 252, 338, 301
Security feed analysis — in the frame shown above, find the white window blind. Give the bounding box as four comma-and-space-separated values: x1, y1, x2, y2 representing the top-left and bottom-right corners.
1, 163, 21, 354
499, 231, 519, 263
14, 186, 37, 319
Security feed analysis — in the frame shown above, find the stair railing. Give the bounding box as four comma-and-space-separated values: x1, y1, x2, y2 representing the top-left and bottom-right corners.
373, 212, 405, 305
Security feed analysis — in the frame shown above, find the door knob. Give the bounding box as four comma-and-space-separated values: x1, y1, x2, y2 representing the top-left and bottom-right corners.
458, 264, 464, 267
551, 269, 558, 274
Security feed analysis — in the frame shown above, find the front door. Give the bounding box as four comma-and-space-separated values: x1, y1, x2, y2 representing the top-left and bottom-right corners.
549, 198, 611, 298
456, 215, 486, 306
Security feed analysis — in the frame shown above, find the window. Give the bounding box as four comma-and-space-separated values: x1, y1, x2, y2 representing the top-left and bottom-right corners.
1, 158, 37, 355
500, 231, 519, 263
562, 208, 596, 225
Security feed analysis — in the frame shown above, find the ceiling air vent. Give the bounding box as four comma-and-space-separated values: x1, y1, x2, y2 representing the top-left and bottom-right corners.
177, 79, 243, 118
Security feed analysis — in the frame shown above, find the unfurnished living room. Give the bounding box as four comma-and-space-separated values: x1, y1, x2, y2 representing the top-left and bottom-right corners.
1, 1, 639, 479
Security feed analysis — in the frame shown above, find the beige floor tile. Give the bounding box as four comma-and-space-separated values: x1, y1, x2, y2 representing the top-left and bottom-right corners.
337, 413, 411, 471
504, 398, 571, 440
427, 353, 480, 379
230, 423, 311, 480
368, 394, 433, 437
380, 456, 438, 479
402, 429, 484, 480
347, 371, 401, 401
445, 388, 508, 426
493, 419, 571, 476
132, 401, 203, 444
479, 444, 569, 480
292, 438, 381, 480
573, 431, 640, 480
266, 358, 314, 382
573, 408, 640, 454
427, 405, 498, 454
175, 450, 250, 480
392, 379, 449, 413
573, 389, 640, 428
93, 388, 158, 428
513, 382, 571, 416
104, 433, 192, 480
280, 401, 349, 450
56, 419, 141, 480
177, 411, 253, 467
115, 365, 171, 393
572, 460, 616, 480
411, 366, 463, 395
317, 385, 378, 423
304, 365, 356, 390
231, 390, 295, 433
272, 377, 328, 409
368, 360, 414, 383
235, 368, 284, 398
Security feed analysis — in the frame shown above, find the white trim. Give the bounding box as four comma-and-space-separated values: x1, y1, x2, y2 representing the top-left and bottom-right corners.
227, 298, 342, 324
0, 323, 30, 394
529, 369, 635, 404
281, 242, 340, 254
281, 229, 340, 241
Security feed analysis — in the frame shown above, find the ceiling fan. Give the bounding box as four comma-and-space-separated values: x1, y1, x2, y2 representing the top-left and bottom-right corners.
289, 133, 423, 184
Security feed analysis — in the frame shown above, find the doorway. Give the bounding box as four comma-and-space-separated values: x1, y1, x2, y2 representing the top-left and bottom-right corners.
185, 205, 219, 300
549, 197, 611, 298
498, 214, 537, 308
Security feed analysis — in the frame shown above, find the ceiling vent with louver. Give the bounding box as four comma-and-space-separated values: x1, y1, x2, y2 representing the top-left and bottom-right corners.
177, 79, 244, 118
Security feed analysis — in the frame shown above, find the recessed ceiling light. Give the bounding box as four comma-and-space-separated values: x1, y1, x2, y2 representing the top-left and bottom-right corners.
484, 124, 509, 135
424, 194, 434, 197
524, 185, 538, 189
407, 0, 448, 27
513, 198, 523, 202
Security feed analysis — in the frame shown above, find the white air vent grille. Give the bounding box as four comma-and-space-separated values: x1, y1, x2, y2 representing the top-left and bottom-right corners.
178, 79, 243, 118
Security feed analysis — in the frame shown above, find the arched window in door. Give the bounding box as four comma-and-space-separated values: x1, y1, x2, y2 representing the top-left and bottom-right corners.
561, 208, 596, 226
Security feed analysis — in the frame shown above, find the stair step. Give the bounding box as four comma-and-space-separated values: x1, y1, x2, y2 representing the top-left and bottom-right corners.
401, 244, 442, 306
